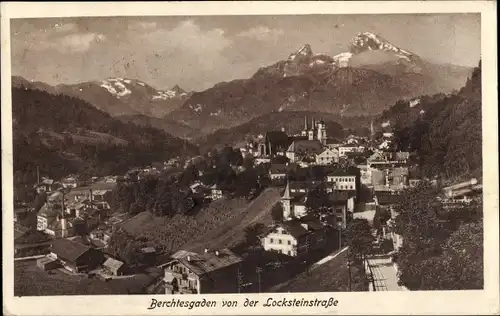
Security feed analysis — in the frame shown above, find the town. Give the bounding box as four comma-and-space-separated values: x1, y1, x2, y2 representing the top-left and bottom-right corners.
13, 116, 483, 295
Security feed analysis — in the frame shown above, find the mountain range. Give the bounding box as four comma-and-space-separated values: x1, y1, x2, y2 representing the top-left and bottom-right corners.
12, 31, 473, 138
12, 76, 191, 118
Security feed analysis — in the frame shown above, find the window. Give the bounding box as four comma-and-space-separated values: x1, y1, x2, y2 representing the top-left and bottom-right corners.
287, 251, 291, 255
278, 239, 282, 244
270, 238, 274, 243
287, 240, 291, 245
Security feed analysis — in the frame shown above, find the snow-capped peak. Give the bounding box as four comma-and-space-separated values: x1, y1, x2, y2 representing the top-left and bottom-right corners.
100, 78, 132, 98
288, 44, 313, 60
350, 31, 418, 62
152, 85, 188, 101
333, 52, 353, 67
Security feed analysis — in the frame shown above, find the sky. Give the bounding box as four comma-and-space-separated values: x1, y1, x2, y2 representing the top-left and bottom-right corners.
10, 14, 481, 91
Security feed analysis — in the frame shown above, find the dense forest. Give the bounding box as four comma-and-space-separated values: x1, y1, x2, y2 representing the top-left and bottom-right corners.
12, 87, 198, 196
390, 62, 482, 181
393, 182, 483, 290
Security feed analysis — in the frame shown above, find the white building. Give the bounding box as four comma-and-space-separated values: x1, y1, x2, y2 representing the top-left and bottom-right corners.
338, 144, 361, 157
326, 170, 358, 192
315, 148, 339, 165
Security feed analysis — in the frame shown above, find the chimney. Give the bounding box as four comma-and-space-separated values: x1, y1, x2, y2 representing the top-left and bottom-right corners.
204, 248, 209, 253
215, 250, 220, 256
300, 223, 309, 230
89, 189, 93, 204
187, 255, 191, 262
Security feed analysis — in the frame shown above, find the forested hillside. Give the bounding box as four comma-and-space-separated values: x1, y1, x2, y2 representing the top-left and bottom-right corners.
392, 62, 482, 180
12, 87, 198, 192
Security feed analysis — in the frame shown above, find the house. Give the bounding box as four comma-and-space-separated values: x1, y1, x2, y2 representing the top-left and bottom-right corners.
326, 191, 355, 229
325, 169, 360, 193
441, 178, 482, 205
102, 257, 127, 276
160, 249, 243, 294
338, 144, 361, 157
36, 256, 61, 271
325, 138, 343, 150
286, 140, 323, 163
210, 184, 224, 200
367, 151, 410, 169
49, 238, 106, 273
37, 205, 60, 231
269, 163, 298, 182
61, 175, 80, 188
35, 178, 61, 194
280, 182, 308, 220
371, 167, 409, 192
315, 148, 339, 165
260, 218, 327, 257
269, 164, 288, 181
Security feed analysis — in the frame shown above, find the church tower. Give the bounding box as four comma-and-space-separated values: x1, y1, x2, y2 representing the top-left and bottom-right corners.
308, 118, 315, 140
317, 120, 327, 145
301, 116, 308, 137
281, 181, 293, 219
370, 119, 375, 142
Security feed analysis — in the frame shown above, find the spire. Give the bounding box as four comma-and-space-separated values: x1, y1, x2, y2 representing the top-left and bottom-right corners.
304, 116, 308, 131
282, 181, 291, 199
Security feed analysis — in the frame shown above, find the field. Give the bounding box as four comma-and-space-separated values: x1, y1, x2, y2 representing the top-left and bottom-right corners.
185, 187, 282, 252
14, 260, 160, 296
117, 187, 282, 255
269, 250, 369, 292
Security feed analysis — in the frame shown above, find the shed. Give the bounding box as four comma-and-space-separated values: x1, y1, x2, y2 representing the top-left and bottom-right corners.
37, 256, 60, 271
102, 257, 127, 276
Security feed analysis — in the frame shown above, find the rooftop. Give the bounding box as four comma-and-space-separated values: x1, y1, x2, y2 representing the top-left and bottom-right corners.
50, 238, 92, 262
172, 248, 243, 276
103, 257, 125, 271
286, 140, 323, 153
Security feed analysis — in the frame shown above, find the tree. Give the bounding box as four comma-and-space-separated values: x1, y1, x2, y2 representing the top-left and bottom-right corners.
393, 182, 483, 290
271, 202, 284, 223
345, 218, 374, 263
244, 223, 265, 246
305, 183, 333, 217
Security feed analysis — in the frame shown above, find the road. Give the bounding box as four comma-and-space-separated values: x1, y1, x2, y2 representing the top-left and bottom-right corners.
311, 246, 348, 270
366, 256, 405, 291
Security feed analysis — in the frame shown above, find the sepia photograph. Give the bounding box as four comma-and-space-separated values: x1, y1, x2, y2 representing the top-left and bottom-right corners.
2, 2, 498, 315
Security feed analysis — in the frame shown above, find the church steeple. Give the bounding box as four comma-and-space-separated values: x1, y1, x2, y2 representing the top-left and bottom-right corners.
282, 181, 291, 200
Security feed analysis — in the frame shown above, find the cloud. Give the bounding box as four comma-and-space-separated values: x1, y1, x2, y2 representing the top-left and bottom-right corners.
56, 33, 106, 53
138, 19, 231, 70
53, 23, 77, 33
237, 26, 284, 42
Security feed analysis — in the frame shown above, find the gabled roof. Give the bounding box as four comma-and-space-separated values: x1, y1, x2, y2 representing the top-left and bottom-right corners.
172, 249, 242, 276
103, 257, 125, 271
50, 238, 92, 262
279, 220, 310, 238
286, 140, 323, 154
317, 148, 339, 156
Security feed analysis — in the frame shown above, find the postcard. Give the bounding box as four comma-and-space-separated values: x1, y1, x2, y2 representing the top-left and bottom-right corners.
2, 1, 498, 315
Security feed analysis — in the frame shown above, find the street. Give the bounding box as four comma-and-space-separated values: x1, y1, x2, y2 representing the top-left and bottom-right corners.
366, 255, 405, 291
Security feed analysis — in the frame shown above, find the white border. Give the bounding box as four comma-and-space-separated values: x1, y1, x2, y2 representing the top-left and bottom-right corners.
2, 2, 499, 315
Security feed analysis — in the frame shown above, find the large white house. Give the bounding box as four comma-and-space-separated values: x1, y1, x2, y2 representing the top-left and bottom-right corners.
326, 170, 358, 192
315, 148, 339, 165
